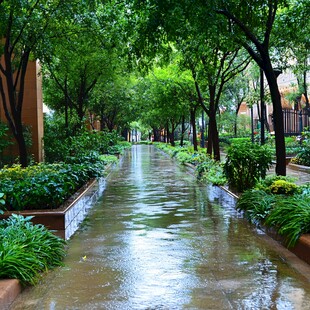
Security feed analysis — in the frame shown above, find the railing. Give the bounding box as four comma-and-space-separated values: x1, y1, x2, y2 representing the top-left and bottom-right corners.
283, 109, 310, 135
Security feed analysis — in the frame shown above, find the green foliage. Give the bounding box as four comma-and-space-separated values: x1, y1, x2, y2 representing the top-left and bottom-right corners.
98, 155, 118, 165
0, 122, 13, 167
256, 175, 297, 190
269, 180, 299, 195
175, 151, 195, 164
196, 160, 227, 186
44, 114, 124, 163
293, 142, 310, 167
0, 214, 66, 286
107, 141, 132, 156
237, 181, 310, 248
299, 183, 310, 197
236, 190, 276, 224
255, 175, 299, 195
290, 128, 310, 166
155, 142, 226, 186
0, 193, 5, 206
0, 161, 105, 211
265, 195, 310, 248
224, 141, 273, 192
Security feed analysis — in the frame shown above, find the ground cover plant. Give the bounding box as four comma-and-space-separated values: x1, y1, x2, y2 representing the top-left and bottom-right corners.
0, 214, 66, 286
154, 142, 226, 186
237, 176, 310, 248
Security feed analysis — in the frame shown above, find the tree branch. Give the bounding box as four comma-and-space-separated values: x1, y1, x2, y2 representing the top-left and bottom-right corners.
216, 9, 265, 55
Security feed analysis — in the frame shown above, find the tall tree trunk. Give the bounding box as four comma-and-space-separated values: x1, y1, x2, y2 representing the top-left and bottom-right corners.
208, 109, 220, 161
303, 69, 310, 115
180, 115, 186, 147
166, 122, 170, 144
0, 41, 30, 167
190, 107, 198, 151
207, 86, 221, 161
264, 64, 286, 176
170, 121, 176, 146
153, 128, 160, 142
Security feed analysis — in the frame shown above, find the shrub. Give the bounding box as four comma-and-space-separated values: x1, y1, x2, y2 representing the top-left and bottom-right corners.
0, 122, 14, 168
0, 193, 5, 206
44, 116, 123, 164
0, 214, 66, 285
269, 180, 299, 195
255, 175, 297, 190
293, 143, 310, 166
0, 161, 106, 211
224, 141, 273, 192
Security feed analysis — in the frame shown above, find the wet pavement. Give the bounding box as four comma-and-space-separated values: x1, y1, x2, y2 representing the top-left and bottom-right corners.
11, 145, 310, 309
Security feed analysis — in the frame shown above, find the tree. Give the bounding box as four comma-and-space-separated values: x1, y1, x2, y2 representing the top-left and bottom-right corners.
222, 72, 250, 136
125, 1, 250, 159
216, 0, 292, 175
134, 64, 192, 146
90, 74, 136, 133
275, 0, 310, 113
42, 3, 121, 134
0, 0, 68, 166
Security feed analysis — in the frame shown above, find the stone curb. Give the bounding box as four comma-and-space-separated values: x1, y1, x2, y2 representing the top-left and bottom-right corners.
0, 279, 22, 310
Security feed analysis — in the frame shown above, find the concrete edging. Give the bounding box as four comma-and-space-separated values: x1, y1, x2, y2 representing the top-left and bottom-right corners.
0, 280, 22, 310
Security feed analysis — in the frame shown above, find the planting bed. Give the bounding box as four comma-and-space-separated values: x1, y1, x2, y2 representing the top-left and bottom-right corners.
0, 177, 106, 240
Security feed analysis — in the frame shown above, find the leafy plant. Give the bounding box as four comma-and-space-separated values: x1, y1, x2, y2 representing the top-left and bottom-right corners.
269, 180, 299, 195
236, 190, 276, 224
0, 122, 13, 168
292, 128, 310, 166
175, 151, 194, 164
0, 214, 66, 285
224, 141, 273, 192
265, 195, 310, 248
0, 161, 106, 211
0, 193, 5, 206
255, 175, 297, 191
293, 142, 310, 166
196, 160, 227, 186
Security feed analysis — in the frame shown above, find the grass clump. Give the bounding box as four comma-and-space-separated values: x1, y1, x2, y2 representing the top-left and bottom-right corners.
266, 194, 310, 248
237, 181, 310, 248
0, 214, 66, 286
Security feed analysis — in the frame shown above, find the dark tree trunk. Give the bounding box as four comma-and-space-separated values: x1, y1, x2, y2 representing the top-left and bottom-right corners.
0, 38, 30, 167
207, 86, 221, 161
166, 123, 170, 144
180, 115, 186, 147
153, 128, 160, 142
190, 107, 198, 151
264, 64, 286, 176
170, 121, 176, 146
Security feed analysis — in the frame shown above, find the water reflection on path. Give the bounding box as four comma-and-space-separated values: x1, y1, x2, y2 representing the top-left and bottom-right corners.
11, 145, 310, 309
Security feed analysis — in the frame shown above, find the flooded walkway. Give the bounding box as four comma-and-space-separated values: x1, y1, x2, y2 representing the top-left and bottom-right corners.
11, 145, 310, 309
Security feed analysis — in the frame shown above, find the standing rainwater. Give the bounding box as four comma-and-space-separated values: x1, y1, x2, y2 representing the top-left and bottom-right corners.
11, 145, 310, 309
